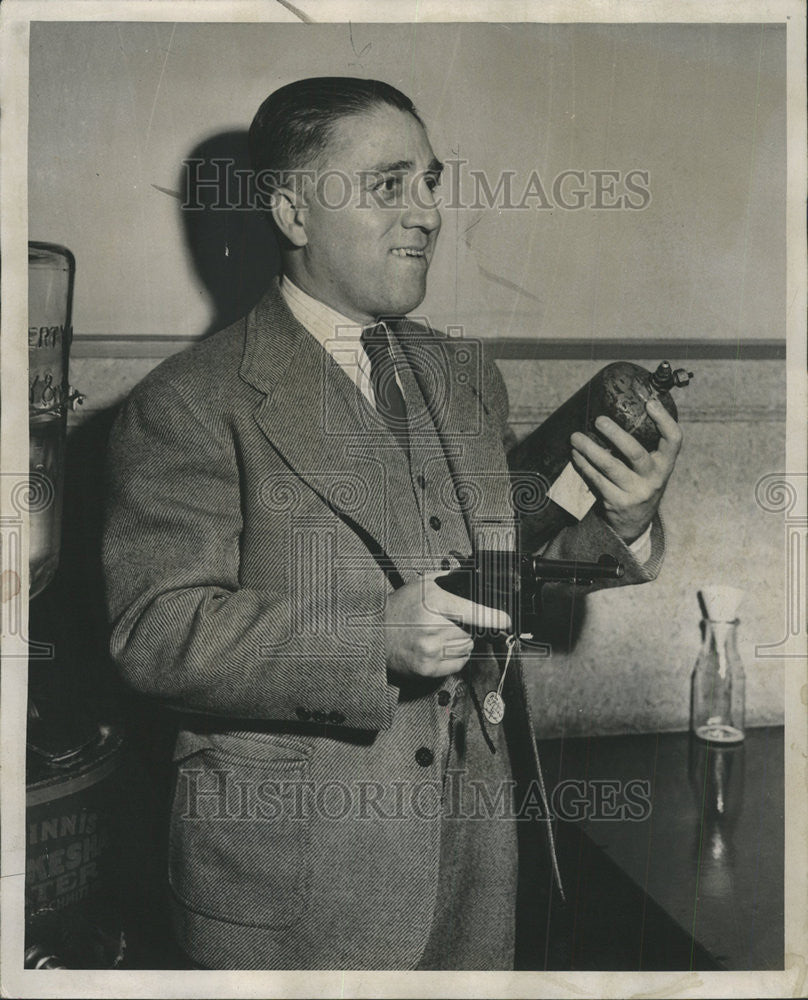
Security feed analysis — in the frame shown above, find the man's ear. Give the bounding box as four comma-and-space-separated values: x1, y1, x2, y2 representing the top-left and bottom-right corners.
270, 187, 308, 247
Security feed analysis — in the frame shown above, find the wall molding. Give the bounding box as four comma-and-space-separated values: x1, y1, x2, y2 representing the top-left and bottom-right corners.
510, 404, 786, 425
485, 338, 785, 361
70, 335, 787, 361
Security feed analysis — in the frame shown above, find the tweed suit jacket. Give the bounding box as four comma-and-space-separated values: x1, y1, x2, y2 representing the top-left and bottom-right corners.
102, 280, 665, 969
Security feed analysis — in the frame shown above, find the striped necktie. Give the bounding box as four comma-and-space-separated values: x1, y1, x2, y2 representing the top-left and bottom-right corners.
360, 322, 409, 453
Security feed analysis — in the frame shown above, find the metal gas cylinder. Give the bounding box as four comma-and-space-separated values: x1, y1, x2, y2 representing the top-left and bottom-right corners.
509, 361, 693, 551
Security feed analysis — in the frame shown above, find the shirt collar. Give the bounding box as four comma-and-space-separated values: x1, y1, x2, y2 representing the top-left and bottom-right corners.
280, 275, 401, 407
280, 274, 376, 347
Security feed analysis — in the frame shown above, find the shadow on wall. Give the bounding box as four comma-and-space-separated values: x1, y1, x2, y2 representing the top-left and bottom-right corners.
179, 129, 281, 338
35, 131, 280, 719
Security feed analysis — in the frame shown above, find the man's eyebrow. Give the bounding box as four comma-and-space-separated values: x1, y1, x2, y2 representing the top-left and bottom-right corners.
364, 158, 444, 175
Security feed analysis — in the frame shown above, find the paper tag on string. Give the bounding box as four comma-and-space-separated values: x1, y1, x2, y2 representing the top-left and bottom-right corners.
546, 461, 596, 521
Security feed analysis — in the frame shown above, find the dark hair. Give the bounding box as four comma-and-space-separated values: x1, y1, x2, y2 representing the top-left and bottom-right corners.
248, 76, 423, 177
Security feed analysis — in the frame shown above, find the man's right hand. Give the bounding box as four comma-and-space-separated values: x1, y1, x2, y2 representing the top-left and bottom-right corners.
384, 573, 511, 679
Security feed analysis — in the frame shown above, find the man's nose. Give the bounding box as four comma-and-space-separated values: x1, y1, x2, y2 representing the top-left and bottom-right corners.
401, 175, 441, 232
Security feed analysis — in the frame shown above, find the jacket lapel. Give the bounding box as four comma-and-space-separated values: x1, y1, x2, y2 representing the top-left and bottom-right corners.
239, 283, 416, 574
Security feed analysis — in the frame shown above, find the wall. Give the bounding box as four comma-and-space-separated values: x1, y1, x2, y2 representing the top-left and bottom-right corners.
29, 20, 787, 735
29, 21, 785, 344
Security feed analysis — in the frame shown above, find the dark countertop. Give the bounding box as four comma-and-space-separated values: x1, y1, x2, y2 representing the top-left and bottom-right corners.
535, 726, 784, 971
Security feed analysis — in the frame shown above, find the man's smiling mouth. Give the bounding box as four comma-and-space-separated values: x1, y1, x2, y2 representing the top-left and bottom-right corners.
390, 248, 426, 258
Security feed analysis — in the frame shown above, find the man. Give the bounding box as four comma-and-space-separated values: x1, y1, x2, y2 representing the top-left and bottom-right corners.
102, 77, 680, 970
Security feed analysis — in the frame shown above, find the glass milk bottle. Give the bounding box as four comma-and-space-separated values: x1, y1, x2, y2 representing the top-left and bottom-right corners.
690, 587, 746, 744
28, 242, 82, 598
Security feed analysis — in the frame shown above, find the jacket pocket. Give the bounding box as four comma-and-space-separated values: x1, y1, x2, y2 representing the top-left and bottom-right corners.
168, 735, 311, 929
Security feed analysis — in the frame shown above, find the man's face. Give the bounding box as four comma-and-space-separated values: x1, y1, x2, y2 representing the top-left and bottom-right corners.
291, 105, 442, 323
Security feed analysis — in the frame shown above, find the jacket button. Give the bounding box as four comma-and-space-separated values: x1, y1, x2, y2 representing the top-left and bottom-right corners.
437, 690, 451, 707
416, 474, 427, 489
429, 515, 441, 531
295, 707, 311, 721
415, 746, 434, 767
312, 710, 327, 723
328, 710, 346, 725
440, 557, 451, 571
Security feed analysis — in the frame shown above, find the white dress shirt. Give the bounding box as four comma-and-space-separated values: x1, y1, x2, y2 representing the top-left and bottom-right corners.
281, 274, 396, 409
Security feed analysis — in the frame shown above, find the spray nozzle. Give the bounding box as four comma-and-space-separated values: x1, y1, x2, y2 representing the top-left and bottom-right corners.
650, 361, 694, 391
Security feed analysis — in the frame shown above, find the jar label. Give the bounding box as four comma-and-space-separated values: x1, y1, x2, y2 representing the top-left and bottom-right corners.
29, 324, 72, 348
29, 371, 67, 411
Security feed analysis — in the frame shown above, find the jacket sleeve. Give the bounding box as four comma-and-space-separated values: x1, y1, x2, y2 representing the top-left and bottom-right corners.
102, 374, 398, 732
482, 353, 665, 589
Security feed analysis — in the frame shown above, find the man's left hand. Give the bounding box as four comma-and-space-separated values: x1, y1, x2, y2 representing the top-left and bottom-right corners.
569, 397, 683, 544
